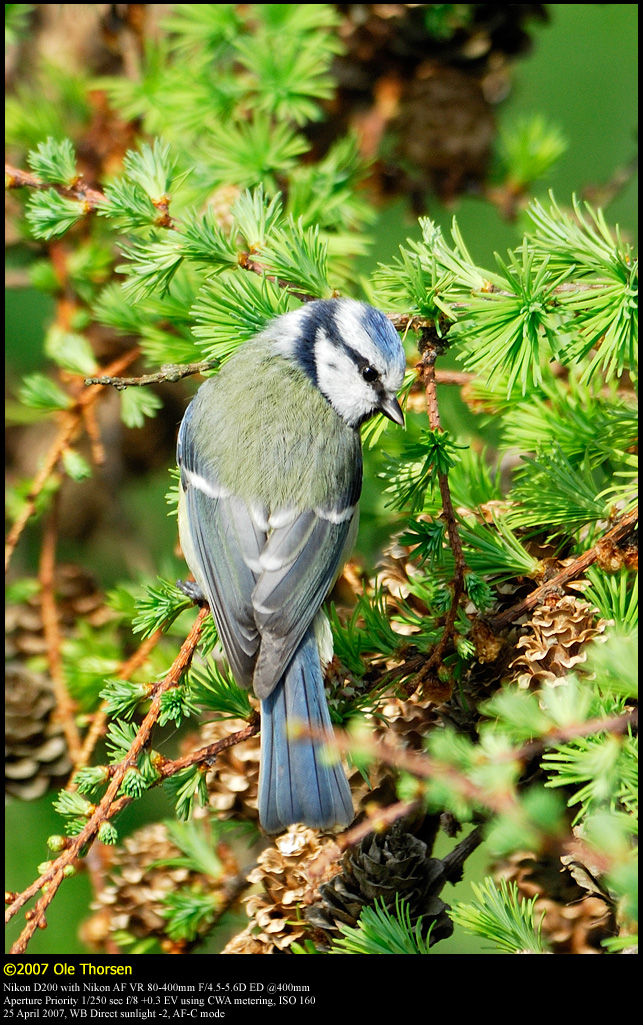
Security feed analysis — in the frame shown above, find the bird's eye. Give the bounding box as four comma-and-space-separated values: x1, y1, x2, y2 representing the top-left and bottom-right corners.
362, 365, 379, 383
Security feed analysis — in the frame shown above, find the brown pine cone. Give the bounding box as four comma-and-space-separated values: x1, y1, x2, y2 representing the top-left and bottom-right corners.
5, 663, 72, 800
306, 821, 453, 945
86, 821, 229, 953
510, 596, 607, 689
494, 851, 617, 954
6, 563, 110, 661
222, 825, 340, 953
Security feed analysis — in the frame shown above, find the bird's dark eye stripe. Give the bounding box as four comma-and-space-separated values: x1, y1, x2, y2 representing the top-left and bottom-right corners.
311, 309, 385, 386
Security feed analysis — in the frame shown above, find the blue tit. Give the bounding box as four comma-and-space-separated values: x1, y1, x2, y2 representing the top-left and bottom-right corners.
177, 298, 406, 834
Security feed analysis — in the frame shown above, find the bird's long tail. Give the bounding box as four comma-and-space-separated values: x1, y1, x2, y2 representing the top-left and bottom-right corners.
258, 627, 353, 834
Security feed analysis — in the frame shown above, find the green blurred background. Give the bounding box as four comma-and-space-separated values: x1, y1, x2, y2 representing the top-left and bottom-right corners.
5, 4, 638, 955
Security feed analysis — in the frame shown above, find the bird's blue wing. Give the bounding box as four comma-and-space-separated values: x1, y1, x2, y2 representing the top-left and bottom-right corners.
178, 407, 265, 689
250, 503, 357, 699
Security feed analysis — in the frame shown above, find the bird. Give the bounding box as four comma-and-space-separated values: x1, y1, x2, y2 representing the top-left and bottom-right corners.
177, 297, 406, 834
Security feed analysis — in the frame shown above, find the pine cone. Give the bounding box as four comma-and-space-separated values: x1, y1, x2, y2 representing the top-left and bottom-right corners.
347, 764, 400, 820
306, 821, 453, 945
182, 717, 261, 822
220, 924, 273, 955
5, 663, 72, 800
510, 596, 607, 689
495, 852, 617, 954
378, 536, 432, 620
5, 564, 113, 801
321, 5, 548, 205
87, 822, 225, 953
384, 695, 441, 750
222, 825, 339, 953
5, 564, 110, 660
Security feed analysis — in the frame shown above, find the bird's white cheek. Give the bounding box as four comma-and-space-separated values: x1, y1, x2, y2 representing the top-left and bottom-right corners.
316, 365, 374, 426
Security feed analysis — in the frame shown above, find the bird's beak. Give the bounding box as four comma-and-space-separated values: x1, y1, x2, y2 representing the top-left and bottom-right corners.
380, 394, 405, 426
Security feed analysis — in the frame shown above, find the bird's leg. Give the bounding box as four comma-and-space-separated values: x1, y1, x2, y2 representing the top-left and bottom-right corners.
176, 578, 207, 605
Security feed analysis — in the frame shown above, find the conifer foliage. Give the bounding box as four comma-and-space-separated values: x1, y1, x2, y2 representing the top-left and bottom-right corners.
5, 5, 637, 956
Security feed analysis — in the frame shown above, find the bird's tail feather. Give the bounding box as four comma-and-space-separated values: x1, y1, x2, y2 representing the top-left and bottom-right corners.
258, 628, 353, 834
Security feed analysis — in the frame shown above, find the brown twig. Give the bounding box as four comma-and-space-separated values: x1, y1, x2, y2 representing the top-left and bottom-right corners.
5, 163, 108, 211
38, 490, 83, 763
433, 369, 475, 387
84, 358, 218, 389
354, 731, 518, 815
6, 162, 180, 233
81, 403, 106, 467
156, 718, 260, 778
238, 251, 319, 304
408, 338, 468, 693
489, 507, 638, 630
6, 606, 209, 953
6, 421, 72, 573
5, 348, 140, 572
581, 152, 639, 209
319, 698, 636, 823
515, 707, 637, 765
441, 826, 485, 883
74, 628, 165, 773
